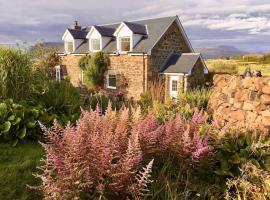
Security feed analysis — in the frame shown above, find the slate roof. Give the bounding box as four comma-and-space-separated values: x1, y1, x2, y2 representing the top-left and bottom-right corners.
58, 16, 179, 54
67, 28, 88, 39
94, 26, 115, 37
123, 21, 147, 35
161, 53, 201, 74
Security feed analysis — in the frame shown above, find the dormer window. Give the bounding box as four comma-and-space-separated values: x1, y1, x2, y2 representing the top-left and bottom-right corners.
120, 37, 131, 52
91, 39, 101, 51
65, 41, 73, 53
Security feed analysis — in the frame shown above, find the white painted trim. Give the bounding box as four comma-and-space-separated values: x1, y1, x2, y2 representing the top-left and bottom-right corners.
113, 22, 132, 36
175, 16, 194, 52
162, 72, 187, 76
106, 72, 117, 89
62, 29, 74, 41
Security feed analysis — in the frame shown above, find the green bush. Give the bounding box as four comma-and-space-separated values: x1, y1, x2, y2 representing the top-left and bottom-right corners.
86, 52, 109, 89
0, 48, 33, 101
0, 99, 53, 145
214, 131, 270, 177
138, 91, 152, 113
32, 80, 82, 124
86, 92, 127, 112
179, 87, 212, 110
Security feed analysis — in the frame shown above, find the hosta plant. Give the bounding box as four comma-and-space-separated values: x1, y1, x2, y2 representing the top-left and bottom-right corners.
0, 99, 53, 145
214, 131, 270, 177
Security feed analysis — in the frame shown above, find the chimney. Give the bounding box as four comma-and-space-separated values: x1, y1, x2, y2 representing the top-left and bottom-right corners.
70, 20, 81, 30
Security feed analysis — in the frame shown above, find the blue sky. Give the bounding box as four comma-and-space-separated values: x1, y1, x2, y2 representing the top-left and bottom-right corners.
0, 0, 269, 52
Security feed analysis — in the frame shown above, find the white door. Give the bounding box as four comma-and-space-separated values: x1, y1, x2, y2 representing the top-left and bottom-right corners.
170, 76, 179, 98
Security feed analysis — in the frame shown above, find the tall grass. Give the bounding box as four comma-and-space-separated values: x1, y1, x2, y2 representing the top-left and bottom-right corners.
179, 88, 212, 110
0, 48, 33, 101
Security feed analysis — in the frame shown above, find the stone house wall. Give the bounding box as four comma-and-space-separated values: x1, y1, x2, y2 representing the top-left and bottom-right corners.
105, 55, 147, 100
187, 59, 206, 88
147, 21, 190, 85
209, 75, 270, 133
59, 55, 82, 87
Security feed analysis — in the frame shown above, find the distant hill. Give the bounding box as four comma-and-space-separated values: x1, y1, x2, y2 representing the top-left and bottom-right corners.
195, 45, 247, 59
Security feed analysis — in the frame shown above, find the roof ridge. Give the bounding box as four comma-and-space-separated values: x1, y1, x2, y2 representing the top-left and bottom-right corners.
87, 15, 177, 28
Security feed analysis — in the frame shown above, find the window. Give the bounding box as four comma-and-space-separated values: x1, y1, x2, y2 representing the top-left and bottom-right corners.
65, 41, 73, 53
91, 39, 101, 51
120, 37, 131, 52
56, 67, 61, 81
171, 80, 178, 91
107, 74, 116, 89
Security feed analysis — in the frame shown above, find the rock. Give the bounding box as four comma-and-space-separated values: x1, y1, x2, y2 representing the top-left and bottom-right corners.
242, 78, 255, 89
230, 110, 245, 121
260, 94, 270, 105
248, 91, 259, 101
246, 111, 257, 122
234, 102, 243, 109
260, 110, 270, 117
262, 117, 270, 126
262, 86, 270, 95
242, 102, 255, 111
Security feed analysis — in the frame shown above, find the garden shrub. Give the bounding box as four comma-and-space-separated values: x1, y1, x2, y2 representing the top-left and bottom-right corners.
32, 80, 82, 124
0, 48, 33, 101
214, 131, 270, 177
86, 52, 109, 89
179, 87, 212, 110
0, 99, 53, 145
225, 162, 270, 200
36, 106, 213, 199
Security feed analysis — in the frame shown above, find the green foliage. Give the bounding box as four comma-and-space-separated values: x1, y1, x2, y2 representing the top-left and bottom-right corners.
28, 43, 59, 79
0, 99, 53, 145
214, 131, 270, 177
78, 55, 90, 71
179, 87, 212, 110
86, 52, 109, 88
153, 100, 197, 122
0, 48, 33, 101
0, 141, 43, 199
138, 91, 152, 113
86, 92, 127, 112
32, 80, 82, 124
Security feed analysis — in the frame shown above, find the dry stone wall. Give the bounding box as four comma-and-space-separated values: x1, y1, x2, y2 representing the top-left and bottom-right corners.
209, 75, 270, 133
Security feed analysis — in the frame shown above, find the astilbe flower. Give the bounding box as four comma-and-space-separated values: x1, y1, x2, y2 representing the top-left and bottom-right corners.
159, 110, 213, 165
35, 105, 213, 199
36, 105, 156, 199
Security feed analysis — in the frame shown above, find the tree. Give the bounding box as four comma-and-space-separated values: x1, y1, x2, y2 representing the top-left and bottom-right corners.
86, 52, 109, 89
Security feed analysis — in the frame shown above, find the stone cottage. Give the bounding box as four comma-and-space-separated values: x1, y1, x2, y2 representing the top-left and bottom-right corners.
57, 15, 208, 100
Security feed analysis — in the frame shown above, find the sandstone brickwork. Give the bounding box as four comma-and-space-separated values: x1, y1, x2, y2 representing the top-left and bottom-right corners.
148, 21, 190, 83
60, 55, 82, 87
209, 75, 270, 133
105, 55, 147, 100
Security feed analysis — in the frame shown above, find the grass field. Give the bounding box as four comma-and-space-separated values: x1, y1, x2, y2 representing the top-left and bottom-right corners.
0, 142, 43, 200
206, 59, 270, 76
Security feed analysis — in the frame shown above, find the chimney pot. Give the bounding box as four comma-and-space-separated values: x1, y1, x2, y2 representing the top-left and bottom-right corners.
70, 20, 81, 30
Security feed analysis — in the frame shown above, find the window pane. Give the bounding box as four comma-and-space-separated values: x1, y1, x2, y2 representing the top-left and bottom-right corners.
171, 80, 178, 91
120, 37, 130, 51
66, 41, 73, 52
91, 39, 100, 51
108, 74, 116, 88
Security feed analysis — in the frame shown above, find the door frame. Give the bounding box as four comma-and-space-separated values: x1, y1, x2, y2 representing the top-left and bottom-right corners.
169, 75, 179, 98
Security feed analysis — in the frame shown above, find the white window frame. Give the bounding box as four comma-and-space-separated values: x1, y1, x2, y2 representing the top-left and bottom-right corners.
90, 38, 101, 51
169, 76, 179, 98
65, 41, 74, 53
119, 36, 131, 52
107, 73, 117, 89
55, 66, 61, 81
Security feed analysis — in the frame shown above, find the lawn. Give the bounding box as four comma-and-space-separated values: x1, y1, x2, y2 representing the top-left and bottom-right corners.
206, 59, 270, 76
0, 142, 43, 200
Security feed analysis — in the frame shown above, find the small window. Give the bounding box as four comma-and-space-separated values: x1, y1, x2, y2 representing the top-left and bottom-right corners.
107, 74, 116, 89
56, 67, 61, 81
65, 41, 73, 53
120, 37, 130, 52
91, 39, 101, 51
171, 80, 178, 91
